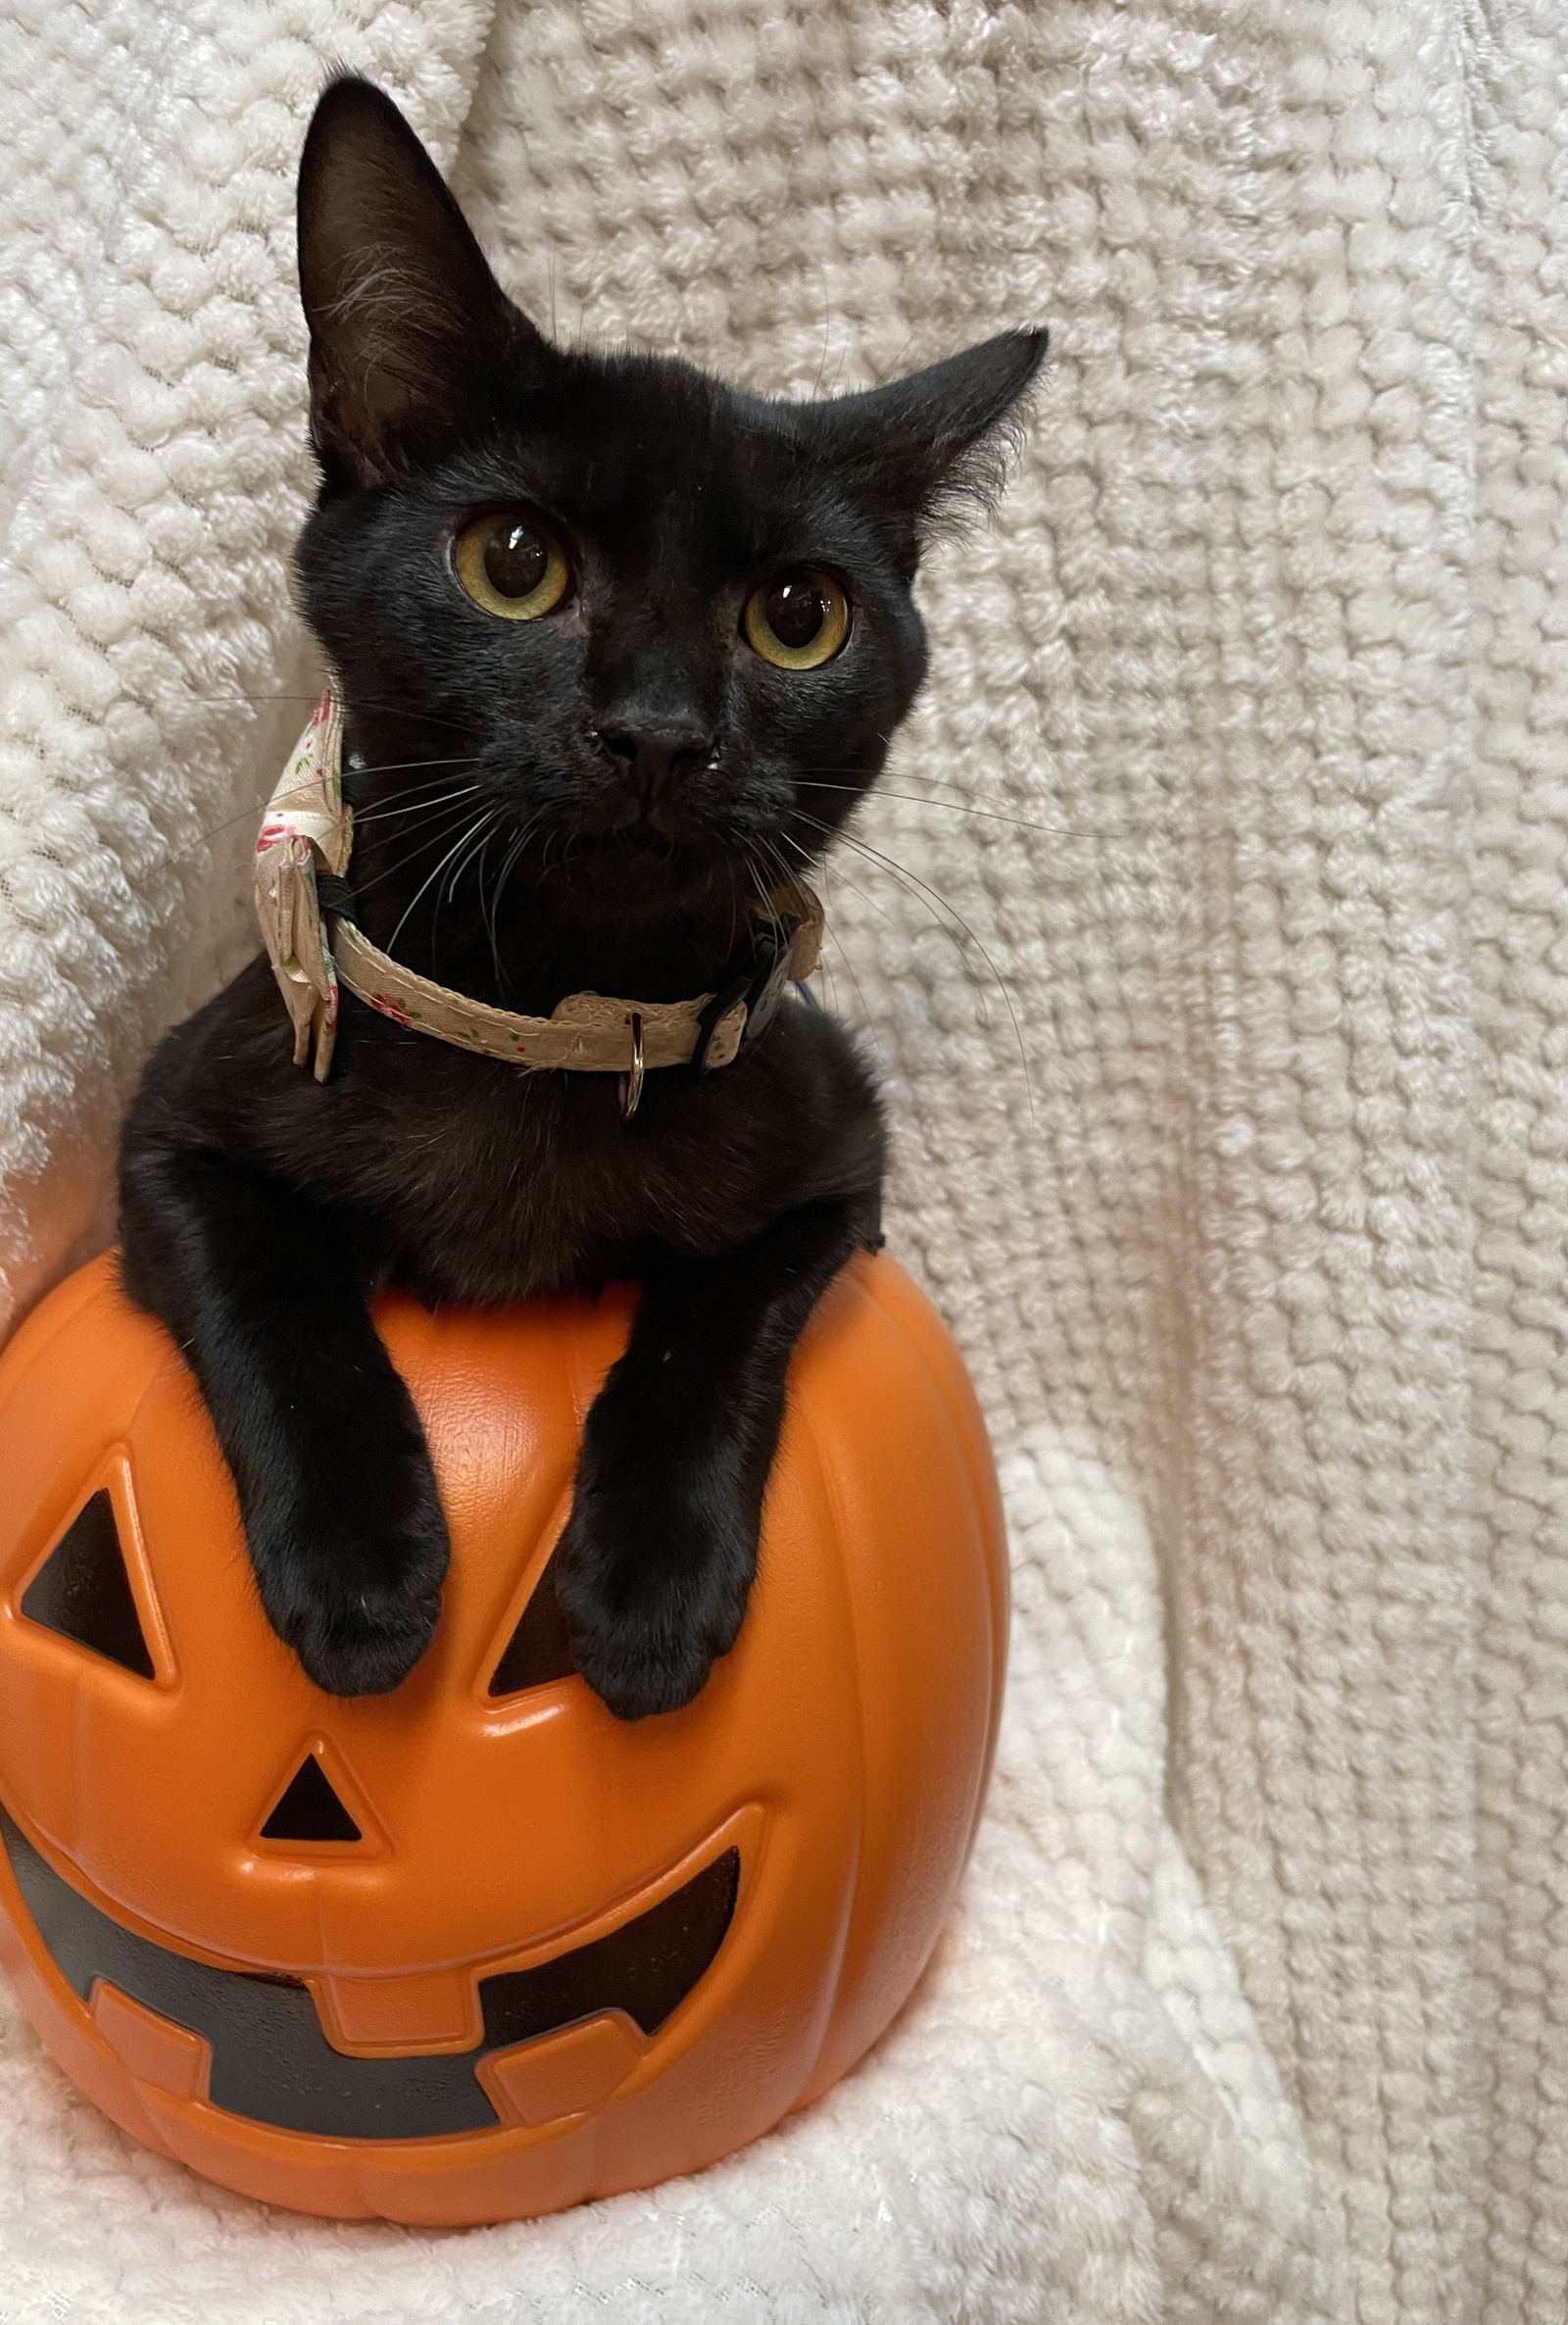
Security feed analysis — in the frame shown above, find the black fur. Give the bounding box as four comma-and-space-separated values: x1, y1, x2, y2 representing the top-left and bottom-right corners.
117, 77, 1044, 1718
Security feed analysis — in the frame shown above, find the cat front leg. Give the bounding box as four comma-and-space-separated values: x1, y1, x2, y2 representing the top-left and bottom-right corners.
555, 1192, 881, 1720
117, 1143, 448, 1695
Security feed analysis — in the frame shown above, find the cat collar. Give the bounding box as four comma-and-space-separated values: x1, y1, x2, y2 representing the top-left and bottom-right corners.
254, 690, 823, 1113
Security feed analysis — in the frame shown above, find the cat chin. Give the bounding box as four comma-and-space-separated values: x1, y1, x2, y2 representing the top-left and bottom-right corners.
550, 825, 778, 896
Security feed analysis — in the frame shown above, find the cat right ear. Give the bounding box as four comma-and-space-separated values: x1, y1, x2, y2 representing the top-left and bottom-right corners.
297, 76, 547, 488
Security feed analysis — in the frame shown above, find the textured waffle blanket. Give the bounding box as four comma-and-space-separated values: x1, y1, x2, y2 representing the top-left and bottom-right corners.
0, 5, 1562, 2322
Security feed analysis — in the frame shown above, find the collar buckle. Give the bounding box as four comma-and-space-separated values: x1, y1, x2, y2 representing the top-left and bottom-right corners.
691, 915, 801, 1076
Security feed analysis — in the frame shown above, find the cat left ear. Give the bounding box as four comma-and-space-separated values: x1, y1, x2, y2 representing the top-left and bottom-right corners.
816, 329, 1047, 551
297, 76, 548, 488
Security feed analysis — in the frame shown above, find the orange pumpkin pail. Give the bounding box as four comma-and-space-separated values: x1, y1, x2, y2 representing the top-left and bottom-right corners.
0, 1250, 1006, 2225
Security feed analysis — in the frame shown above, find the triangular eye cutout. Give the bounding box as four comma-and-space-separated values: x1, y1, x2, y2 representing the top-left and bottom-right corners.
488, 1544, 576, 1698
21, 1489, 155, 1679
261, 1756, 362, 1843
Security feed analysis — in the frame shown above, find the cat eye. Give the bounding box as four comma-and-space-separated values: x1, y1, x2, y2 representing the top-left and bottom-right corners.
453, 513, 571, 620
742, 571, 850, 670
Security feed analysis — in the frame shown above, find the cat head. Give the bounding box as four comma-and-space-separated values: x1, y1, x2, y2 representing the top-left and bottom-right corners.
292, 77, 1043, 961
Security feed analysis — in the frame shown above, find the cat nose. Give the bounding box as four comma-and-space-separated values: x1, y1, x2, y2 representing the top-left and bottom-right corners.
593, 720, 715, 805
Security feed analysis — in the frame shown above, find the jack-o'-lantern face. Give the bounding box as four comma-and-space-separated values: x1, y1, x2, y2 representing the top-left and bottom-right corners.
0, 1255, 1004, 2226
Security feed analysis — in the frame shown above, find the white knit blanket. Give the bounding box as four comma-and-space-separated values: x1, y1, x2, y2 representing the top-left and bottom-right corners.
0, 6, 1562, 2322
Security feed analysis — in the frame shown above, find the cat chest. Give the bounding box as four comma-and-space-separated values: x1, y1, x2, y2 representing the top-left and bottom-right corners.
349, 1071, 715, 1299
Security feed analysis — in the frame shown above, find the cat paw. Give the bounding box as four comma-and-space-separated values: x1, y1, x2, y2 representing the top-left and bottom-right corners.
554, 1459, 757, 1721
248, 1458, 451, 1697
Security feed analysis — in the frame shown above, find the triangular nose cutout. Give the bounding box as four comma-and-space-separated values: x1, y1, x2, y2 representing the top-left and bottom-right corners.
488, 1542, 576, 1698
21, 1489, 156, 1680
261, 1756, 362, 1843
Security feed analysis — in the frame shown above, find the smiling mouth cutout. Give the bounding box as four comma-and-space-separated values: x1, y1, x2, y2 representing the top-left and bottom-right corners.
0, 1806, 739, 2140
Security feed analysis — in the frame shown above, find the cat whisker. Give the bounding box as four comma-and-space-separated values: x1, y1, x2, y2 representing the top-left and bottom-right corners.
742, 842, 784, 926
386, 812, 501, 961
347, 750, 484, 778
344, 800, 488, 879
171, 687, 474, 730
483, 818, 546, 975
346, 801, 497, 908
166, 796, 270, 863
792, 817, 990, 1026
798, 816, 986, 985
159, 767, 485, 869
740, 846, 779, 937
817, 922, 885, 1062
482, 827, 534, 988
348, 781, 482, 830
789, 811, 1035, 1118
430, 809, 508, 955
168, 778, 477, 873
725, 852, 755, 960
778, 832, 895, 932
443, 816, 498, 908
799, 777, 1107, 844
757, 833, 885, 1060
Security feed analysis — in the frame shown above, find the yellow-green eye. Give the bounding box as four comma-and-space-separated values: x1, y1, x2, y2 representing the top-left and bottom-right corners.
453, 514, 570, 620
742, 571, 850, 669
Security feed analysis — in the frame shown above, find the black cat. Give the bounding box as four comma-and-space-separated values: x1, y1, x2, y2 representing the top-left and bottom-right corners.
117, 77, 1043, 1719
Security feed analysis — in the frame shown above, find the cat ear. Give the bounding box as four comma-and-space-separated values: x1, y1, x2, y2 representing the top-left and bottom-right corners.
297, 76, 547, 487
815, 329, 1047, 548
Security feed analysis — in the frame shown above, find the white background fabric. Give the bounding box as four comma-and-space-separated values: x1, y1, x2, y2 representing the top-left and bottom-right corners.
0, 4, 1562, 2321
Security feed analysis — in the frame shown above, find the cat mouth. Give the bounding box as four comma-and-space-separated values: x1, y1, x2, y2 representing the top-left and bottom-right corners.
548, 825, 765, 914
573, 822, 688, 855
0, 1805, 739, 2141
